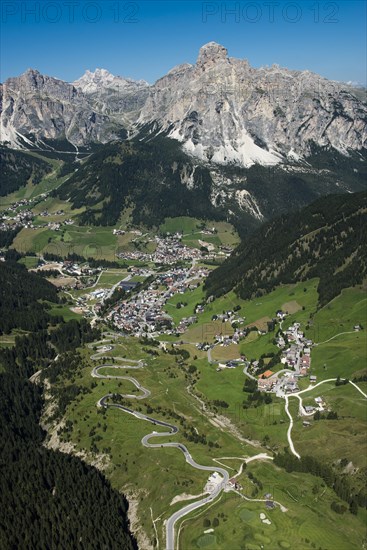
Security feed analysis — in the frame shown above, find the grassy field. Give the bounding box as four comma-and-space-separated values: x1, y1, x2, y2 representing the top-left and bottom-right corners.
290, 382, 367, 469
31, 196, 86, 224
12, 225, 120, 260
311, 332, 367, 381
18, 255, 39, 268
160, 216, 202, 235
48, 281, 367, 548
47, 303, 83, 322
179, 460, 367, 550
194, 356, 289, 447
165, 285, 206, 325
301, 288, 367, 381
97, 269, 129, 286
164, 279, 319, 350
306, 286, 366, 343
57, 337, 261, 543
159, 217, 240, 249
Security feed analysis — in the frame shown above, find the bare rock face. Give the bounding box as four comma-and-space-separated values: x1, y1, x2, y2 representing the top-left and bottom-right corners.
73, 68, 149, 124
139, 42, 367, 166
0, 68, 120, 148
1, 43, 366, 166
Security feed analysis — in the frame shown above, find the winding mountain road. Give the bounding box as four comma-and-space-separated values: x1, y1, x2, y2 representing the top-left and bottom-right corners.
92, 366, 151, 399
90, 340, 230, 550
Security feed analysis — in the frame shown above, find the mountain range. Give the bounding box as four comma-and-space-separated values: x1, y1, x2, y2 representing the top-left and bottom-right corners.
1, 42, 366, 233
1, 42, 366, 164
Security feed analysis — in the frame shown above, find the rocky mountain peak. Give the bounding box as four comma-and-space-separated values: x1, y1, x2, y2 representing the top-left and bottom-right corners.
1, 43, 366, 166
73, 68, 149, 94
197, 42, 229, 66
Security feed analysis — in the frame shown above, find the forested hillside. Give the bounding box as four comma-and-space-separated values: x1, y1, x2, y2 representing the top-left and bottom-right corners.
0, 341, 136, 549
0, 261, 60, 333
0, 261, 137, 549
0, 146, 52, 195
205, 191, 367, 305
54, 135, 222, 228
52, 130, 367, 236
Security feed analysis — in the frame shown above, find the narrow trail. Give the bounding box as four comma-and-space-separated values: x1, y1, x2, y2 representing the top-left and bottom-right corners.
285, 378, 367, 459
284, 395, 301, 460
315, 331, 356, 345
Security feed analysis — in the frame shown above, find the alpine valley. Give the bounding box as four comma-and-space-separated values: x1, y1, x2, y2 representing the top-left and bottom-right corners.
1, 43, 367, 550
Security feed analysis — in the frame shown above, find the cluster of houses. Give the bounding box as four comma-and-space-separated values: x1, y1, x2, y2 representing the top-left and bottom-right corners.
108, 266, 208, 336
0, 193, 77, 234
279, 322, 313, 376
118, 235, 203, 265
178, 315, 198, 333
39, 209, 65, 217
0, 208, 33, 231
255, 313, 317, 393
1, 195, 45, 219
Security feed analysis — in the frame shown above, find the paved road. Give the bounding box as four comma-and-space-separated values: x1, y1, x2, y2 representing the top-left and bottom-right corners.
98, 385, 229, 550
349, 381, 367, 399
90, 339, 230, 550
243, 362, 256, 380
92, 366, 151, 399
207, 345, 219, 365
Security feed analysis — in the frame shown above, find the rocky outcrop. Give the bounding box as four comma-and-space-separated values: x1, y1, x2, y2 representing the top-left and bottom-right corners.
0, 68, 121, 148
1, 43, 366, 166
139, 42, 367, 166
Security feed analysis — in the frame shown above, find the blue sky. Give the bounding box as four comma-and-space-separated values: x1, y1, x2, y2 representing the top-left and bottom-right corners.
1, 0, 366, 85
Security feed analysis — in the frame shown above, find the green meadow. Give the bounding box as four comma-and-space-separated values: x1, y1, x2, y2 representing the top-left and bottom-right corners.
58, 338, 260, 542
179, 460, 367, 550
290, 382, 367, 470
48, 279, 367, 548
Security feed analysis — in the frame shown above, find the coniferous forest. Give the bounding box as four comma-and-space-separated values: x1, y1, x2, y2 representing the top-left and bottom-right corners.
0, 260, 137, 550
205, 191, 367, 305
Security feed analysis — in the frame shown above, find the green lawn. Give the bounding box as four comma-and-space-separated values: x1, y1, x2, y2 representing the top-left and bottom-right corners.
311, 332, 367, 381
47, 303, 83, 322
159, 217, 240, 249
98, 270, 128, 286
306, 286, 366, 343
18, 256, 39, 268
165, 285, 206, 325
179, 460, 367, 550
291, 382, 367, 469
12, 225, 120, 260
160, 216, 201, 235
